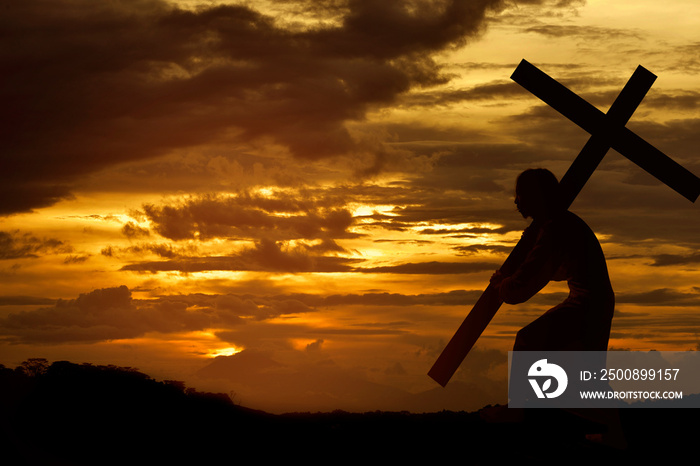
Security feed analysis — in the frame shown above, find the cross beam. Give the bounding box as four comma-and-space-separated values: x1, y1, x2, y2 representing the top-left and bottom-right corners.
513, 60, 699, 204
428, 59, 700, 387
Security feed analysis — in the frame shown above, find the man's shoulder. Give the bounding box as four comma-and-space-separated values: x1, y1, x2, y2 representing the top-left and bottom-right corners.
544, 210, 595, 237
556, 210, 587, 225
528, 211, 595, 241
558, 211, 601, 244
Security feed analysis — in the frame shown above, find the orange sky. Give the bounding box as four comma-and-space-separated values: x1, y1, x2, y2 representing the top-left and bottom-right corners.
1, 0, 699, 414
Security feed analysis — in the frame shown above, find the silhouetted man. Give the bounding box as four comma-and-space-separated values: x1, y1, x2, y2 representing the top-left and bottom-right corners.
490, 168, 615, 352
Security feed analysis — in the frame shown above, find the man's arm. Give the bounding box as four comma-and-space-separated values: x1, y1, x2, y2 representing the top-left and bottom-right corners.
494, 222, 559, 304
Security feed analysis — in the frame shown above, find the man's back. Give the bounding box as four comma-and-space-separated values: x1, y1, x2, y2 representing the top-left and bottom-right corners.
499, 210, 615, 351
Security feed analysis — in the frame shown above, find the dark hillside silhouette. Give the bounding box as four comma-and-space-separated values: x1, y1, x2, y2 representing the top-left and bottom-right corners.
0, 359, 696, 464
1, 360, 272, 465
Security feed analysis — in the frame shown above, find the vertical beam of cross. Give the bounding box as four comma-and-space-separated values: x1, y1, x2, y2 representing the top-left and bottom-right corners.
428, 60, 700, 387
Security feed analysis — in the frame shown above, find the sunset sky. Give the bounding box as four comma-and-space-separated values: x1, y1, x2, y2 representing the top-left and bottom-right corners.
1, 0, 699, 414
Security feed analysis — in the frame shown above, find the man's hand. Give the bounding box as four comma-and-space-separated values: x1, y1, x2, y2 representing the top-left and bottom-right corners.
490, 270, 505, 286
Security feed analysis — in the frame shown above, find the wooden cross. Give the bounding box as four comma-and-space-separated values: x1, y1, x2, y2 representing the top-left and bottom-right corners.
428, 59, 700, 387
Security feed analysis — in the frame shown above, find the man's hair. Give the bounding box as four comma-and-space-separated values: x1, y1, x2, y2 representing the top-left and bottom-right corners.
516, 168, 562, 211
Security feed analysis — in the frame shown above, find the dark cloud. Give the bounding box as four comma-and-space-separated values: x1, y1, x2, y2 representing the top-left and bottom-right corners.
309, 170, 529, 241
0, 285, 489, 344
642, 90, 700, 112
0, 286, 168, 344
120, 239, 359, 274
139, 191, 356, 242
0, 285, 317, 344
315, 289, 484, 306
609, 308, 700, 349
452, 244, 514, 256
616, 288, 700, 307
307, 325, 409, 336
0, 296, 56, 306
102, 242, 197, 259
121, 222, 151, 239
571, 191, 700, 246
388, 201, 525, 237
358, 260, 499, 275
63, 254, 91, 265
523, 24, 643, 41
107, 119, 693, 252
664, 41, 700, 74
649, 253, 700, 267
105, 181, 524, 277
118, 238, 498, 276
0, 230, 72, 260
399, 80, 529, 107
1, 0, 510, 215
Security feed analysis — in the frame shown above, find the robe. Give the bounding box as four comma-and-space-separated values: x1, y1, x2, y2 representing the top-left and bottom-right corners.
498, 210, 615, 351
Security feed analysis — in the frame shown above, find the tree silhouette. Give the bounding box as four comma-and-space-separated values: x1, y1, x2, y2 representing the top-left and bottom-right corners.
19, 358, 50, 377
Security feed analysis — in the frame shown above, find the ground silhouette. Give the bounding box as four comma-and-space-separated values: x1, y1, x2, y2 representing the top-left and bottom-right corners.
1, 360, 696, 464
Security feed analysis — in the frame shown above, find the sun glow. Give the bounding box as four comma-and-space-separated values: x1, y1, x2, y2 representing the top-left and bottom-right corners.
413, 222, 504, 233
207, 346, 243, 358
350, 203, 401, 218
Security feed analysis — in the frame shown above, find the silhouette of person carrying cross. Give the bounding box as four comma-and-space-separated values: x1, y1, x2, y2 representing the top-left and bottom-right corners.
490, 168, 615, 352
485, 168, 623, 447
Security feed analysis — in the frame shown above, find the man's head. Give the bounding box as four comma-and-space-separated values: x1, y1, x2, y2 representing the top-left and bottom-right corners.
514, 168, 562, 219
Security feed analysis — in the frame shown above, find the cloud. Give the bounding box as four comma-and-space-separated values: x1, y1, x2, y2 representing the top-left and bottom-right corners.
63, 254, 91, 265
616, 288, 700, 307
650, 253, 700, 267
0, 286, 202, 344
522, 24, 643, 41
609, 307, 700, 349
110, 184, 514, 277
138, 191, 357, 242
102, 242, 198, 260
399, 80, 530, 107
357, 260, 499, 274
0, 230, 72, 260
452, 244, 514, 256
0, 296, 56, 306
118, 240, 497, 275
121, 222, 151, 239
643, 90, 700, 112
0, 285, 318, 344
120, 244, 359, 274
0, 285, 488, 345
1, 0, 511, 215
318, 289, 484, 306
